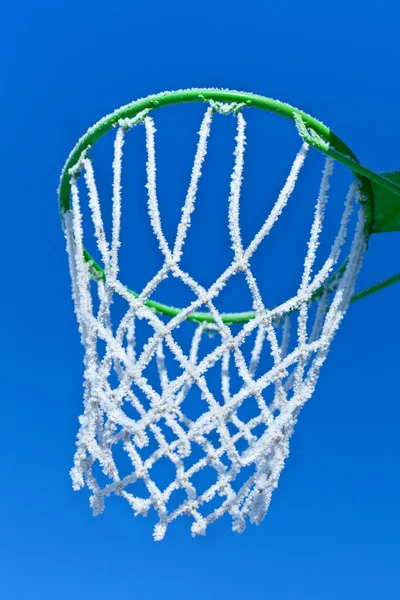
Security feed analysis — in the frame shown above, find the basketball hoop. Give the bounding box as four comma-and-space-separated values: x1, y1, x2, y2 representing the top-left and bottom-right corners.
59, 89, 400, 539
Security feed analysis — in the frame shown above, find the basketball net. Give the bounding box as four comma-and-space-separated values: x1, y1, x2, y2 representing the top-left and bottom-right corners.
63, 100, 366, 539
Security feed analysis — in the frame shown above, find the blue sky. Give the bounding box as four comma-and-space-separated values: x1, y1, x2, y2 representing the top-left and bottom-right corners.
1, 1, 400, 598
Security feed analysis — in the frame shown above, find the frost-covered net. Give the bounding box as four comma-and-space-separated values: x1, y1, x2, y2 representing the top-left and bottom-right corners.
63, 100, 366, 540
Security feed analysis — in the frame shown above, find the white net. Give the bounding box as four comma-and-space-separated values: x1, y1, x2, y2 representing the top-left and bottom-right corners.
64, 100, 366, 540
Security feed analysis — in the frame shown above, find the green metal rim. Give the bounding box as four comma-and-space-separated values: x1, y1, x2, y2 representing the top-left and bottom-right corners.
59, 88, 399, 325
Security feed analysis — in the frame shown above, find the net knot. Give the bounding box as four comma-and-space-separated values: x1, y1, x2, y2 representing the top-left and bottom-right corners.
235, 257, 249, 272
